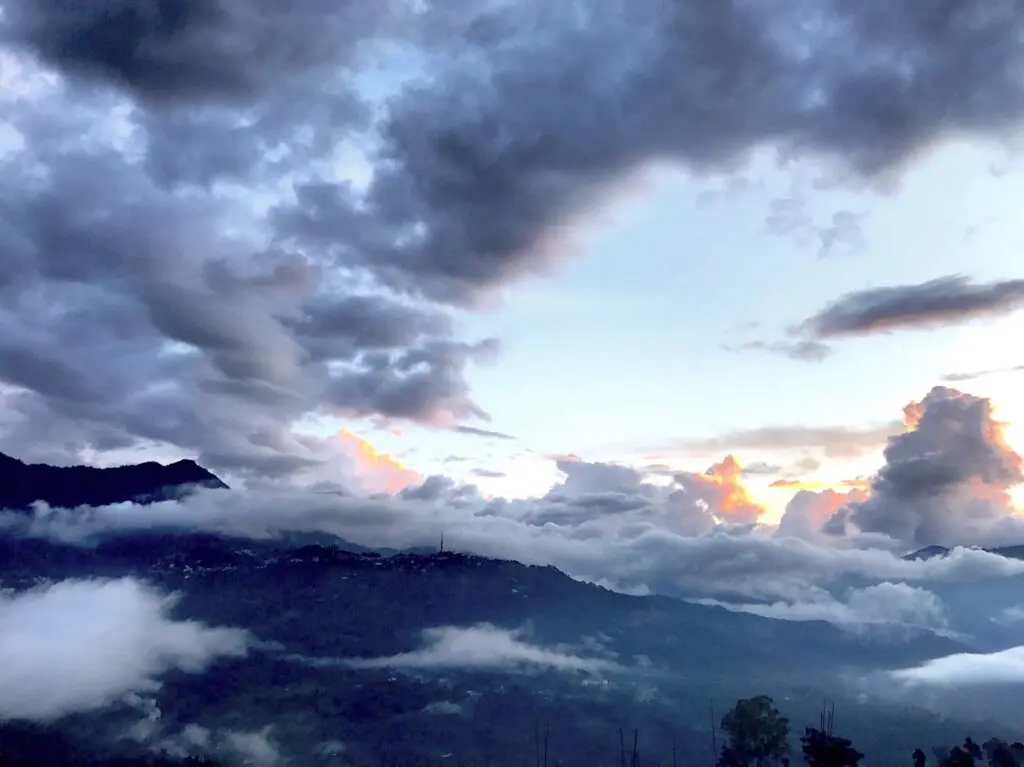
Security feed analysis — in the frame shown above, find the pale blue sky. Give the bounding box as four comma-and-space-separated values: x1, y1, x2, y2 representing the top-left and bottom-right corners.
347, 139, 1024, 513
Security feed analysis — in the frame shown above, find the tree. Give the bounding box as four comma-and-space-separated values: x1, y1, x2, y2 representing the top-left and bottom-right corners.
942, 738, 984, 767
983, 739, 1024, 767
717, 696, 791, 767
800, 728, 863, 767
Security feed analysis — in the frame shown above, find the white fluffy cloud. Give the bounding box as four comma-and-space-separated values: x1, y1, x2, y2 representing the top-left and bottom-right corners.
890, 645, 1024, 687
0, 578, 250, 721
344, 624, 615, 673
5, 485, 1024, 609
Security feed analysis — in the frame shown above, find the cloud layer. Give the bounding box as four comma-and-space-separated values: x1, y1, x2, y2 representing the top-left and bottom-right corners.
0, 577, 249, 721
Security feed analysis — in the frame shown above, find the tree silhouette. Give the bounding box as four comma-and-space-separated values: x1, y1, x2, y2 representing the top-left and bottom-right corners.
941, 738, 984, 767
800, 728, 863, 767
983, 739, 1024, 767
799, 702, 862, 767
717, 696, 791, 767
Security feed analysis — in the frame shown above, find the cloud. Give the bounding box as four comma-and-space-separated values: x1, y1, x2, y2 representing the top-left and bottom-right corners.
1, 1, 1024, 483
676, 455, 764, 525
742, 461, 785, 476
223, 728, 281, 767
723, 339, 833, 363
770, 479, 869, 491
942, 363, 1024, 384
343, 624, 616, 673
518, 454, 764, 534
663, 422, 901, 461
336, 428, 421, 494
776, 487, 869, 542
696, 582, 950, 635
0, 577, 249, 722
834, 387, 1024, 547
1, 385, 1022, 621
796, 276, 1024, 341
273, 1, 1024, 306
748, 277, 1024, 361
763, 198, 867, 259
1, 0, 381, 105
156, 724, 281, 767
8, 476, 1024, 613
0, 50, 498, 480
472, 468, 507, 479
889, 645, 1024, 687
452, 425, 516, 440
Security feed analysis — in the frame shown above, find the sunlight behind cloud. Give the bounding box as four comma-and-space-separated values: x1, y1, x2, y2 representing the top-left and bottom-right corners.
336, 428, 421, 494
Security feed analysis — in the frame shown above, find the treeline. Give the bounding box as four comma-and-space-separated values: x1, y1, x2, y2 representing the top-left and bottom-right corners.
713, 695, 1021, 767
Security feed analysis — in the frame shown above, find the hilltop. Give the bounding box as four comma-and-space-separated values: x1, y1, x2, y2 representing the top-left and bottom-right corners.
0, 451, 228, 512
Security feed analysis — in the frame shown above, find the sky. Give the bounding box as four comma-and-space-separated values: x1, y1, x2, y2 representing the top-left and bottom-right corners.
12, 0, 1024, 744
2, 0, 1024, 542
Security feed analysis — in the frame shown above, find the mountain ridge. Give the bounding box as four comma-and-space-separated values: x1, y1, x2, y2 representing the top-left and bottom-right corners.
905, 544, 1024, 561
0, 450, 228, 513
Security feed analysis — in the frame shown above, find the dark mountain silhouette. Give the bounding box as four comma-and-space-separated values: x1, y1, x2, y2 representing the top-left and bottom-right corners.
904, 545, 955, 561
0, 451, 228, 512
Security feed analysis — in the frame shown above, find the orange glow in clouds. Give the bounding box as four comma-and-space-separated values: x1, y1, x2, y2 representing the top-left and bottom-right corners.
704, 455, 766, 522
769, 478, 871, 492
337, 429, 420, 494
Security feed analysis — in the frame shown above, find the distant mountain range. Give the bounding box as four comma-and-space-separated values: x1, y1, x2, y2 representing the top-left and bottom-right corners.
0, 454, 1017, 765
905, 544, 1024, 561
0, 450, 228, 512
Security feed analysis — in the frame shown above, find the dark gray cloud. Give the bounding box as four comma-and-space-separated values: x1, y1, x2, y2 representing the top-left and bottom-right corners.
831, 387, 1024, 547
0, 61, 496, 478
273, 0, 1024, 306
453, 425, 516, 440
0, 0, 397, 104
736, 275, 1024, 361
506, 455, 764, 534
796, 276, 1024, 340
4, 0, 1024, 479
